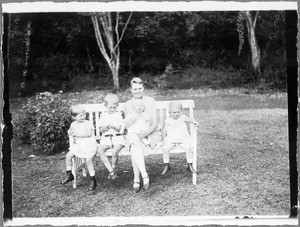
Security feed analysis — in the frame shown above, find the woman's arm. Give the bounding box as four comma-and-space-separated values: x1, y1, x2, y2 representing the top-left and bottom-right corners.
148, 110, 158, 134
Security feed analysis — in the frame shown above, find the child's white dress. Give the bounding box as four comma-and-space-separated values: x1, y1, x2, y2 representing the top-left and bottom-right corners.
164, 115, 192, 144
69, 120, 97, 158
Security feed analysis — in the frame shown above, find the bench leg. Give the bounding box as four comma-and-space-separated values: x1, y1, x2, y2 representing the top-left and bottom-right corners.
82, 166, 87, 177
71, 157, 77, 189
192, 147, 197, 185
192, 167, 197, 185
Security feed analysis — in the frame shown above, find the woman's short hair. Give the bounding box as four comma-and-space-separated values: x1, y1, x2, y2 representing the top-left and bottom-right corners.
130, 77, 143, 87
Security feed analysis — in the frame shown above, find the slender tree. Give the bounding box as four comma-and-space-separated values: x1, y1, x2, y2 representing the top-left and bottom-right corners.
237, 11, 261, 78
91, 12, 132, 91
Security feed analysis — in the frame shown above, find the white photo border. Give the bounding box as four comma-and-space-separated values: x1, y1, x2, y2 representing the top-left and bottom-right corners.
1, 1, 299, 226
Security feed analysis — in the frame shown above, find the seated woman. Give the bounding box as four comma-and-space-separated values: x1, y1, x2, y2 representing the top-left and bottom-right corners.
124, 77, 162, 193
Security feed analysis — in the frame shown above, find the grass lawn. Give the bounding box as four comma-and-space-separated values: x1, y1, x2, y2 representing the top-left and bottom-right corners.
10, 88, 290, 217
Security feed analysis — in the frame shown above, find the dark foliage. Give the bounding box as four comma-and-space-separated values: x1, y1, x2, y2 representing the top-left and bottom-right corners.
13, 92, 72, 154
7, 11, 286, 97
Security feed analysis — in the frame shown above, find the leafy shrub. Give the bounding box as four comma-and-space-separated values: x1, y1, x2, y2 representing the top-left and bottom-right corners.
13, 91, 72, 154
13, 106, 37, 145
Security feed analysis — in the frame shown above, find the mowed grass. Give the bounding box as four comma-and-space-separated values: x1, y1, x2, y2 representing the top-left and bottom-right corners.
11, 89, 289, 217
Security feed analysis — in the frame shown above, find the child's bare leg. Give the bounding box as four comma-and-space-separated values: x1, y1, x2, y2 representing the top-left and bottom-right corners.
161, 142, 174, 175
61, 151, 75, 184
111, 144, 123, 169
86, 157, 97, 190
85, 157, 95, 176
65, 151, 74, 170
181, 143, 196, 173
97, 145, 113, 172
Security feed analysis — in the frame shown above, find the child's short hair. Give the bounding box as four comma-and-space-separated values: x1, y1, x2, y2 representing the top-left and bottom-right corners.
71, 105, 85, 117
169, 101, 182, 111
104, 93, 119, 105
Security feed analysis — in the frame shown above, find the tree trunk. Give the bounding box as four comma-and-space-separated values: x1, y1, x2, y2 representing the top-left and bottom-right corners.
112, 67, 119, 92
244, 11, 261, 78
91, 12, 132, 92
85, 40, 95, 73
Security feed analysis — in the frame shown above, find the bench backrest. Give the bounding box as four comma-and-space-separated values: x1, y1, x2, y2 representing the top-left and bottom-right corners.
80, 99, 195, 137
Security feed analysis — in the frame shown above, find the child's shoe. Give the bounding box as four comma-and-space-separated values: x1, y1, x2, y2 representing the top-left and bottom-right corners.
88, 176, 97, 191
187, 163, 197, 173
61, 170, 74, 184
161, 163, 170, 175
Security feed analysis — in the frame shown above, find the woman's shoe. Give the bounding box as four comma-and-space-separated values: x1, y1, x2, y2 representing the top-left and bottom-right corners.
133, 182, 141, 193
143, 176, 150, 190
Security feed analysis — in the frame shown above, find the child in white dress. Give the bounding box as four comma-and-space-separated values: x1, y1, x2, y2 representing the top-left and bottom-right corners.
97, 93, 125, 179
120, 99, 152, 147
61, 105, 98, 190
161, 101, 199, 175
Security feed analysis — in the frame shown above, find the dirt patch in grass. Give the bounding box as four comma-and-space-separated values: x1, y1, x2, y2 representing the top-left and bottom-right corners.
10, 89, 289, 217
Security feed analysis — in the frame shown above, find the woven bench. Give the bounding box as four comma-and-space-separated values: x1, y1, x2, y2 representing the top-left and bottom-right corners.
71, 99, 198, 188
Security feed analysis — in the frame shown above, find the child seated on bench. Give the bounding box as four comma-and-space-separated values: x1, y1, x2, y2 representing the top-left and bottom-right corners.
120, 99, 154, 149
161, 101, 199, 175
61, 105, 97, 190
97, 93, 125, 179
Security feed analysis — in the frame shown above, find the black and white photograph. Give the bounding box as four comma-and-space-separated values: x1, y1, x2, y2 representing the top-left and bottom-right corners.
1, 1, 299, 226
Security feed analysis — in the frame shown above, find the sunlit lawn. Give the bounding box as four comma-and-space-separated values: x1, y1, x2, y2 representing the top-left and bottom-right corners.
11, 88, 289, 217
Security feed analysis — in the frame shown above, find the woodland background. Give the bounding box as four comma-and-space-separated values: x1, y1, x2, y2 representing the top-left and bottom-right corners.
7, 11, 286, 97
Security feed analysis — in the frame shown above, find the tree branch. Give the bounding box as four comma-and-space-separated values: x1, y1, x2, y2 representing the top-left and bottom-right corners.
99, 13, 114, 53
253, 11, 259, 28
91, 15, 112, 69
114, 12, 133, 51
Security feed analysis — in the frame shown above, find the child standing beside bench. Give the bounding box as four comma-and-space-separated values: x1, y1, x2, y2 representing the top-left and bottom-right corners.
61, 105, 97, 190
161, 101, 199, 175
